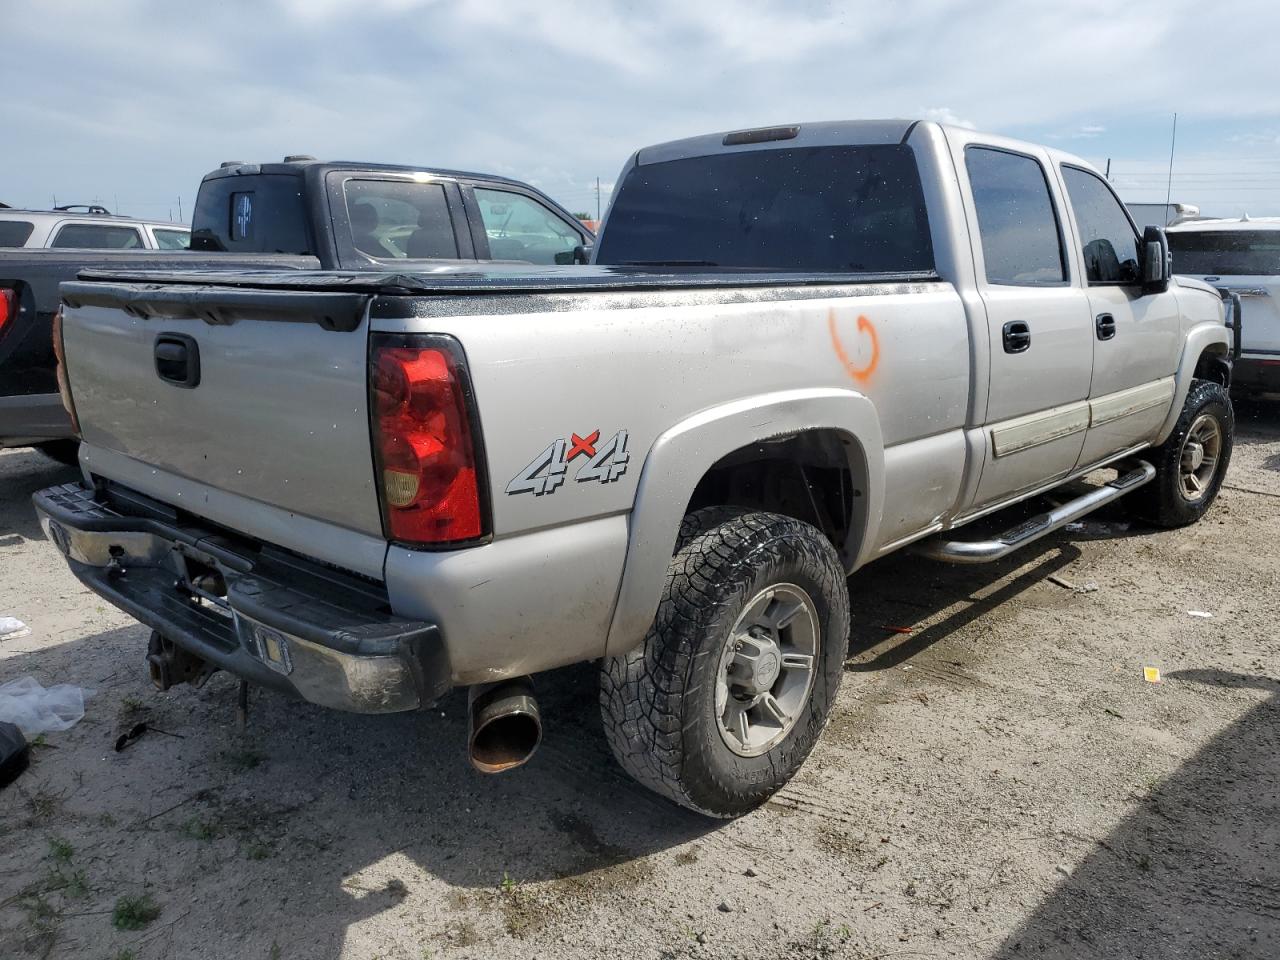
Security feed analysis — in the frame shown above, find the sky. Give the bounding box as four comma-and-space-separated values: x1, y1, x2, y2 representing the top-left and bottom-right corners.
4, 0, 1280, 223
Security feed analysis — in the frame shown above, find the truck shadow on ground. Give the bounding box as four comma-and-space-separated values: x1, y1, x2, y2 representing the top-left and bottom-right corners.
845, 539, 1083, 673
3, 431, 1274, 957
2, 628, 720, 958
991, 667, 1280, 960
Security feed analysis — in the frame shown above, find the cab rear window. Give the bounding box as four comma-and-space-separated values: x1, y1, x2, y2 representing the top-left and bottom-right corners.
596, 144, 934, 273
190, 174, 312, 255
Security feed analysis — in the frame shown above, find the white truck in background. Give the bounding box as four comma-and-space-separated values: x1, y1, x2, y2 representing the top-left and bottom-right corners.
1169, 216, 1279, 397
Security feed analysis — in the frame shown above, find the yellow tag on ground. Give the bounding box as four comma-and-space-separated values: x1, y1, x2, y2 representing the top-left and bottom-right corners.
1143, 666, 1161, 683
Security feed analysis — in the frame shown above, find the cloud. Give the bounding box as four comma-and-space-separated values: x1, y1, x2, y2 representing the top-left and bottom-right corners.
922, 107, 977, 130
1048, 124, 1107, 140
2, 0, 1278, 217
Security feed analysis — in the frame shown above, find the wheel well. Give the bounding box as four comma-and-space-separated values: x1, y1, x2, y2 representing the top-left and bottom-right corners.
1194, 345, 1231, 388
684, 430, 864, 564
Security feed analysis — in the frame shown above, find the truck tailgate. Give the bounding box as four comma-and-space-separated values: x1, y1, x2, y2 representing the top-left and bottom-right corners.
60, 282, 383, 544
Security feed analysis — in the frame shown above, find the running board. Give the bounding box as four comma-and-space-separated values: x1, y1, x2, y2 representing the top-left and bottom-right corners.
915, 460, 1156, 564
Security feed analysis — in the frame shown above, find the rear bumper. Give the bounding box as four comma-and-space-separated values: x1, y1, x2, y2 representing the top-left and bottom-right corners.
0, 392, 75, 446
33, 482, 449, 713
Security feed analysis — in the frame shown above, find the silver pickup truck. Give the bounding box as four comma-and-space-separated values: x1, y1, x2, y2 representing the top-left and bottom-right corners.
34, 119, 1238, 817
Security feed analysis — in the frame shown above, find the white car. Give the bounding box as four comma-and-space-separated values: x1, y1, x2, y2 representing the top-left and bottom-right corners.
0, 206, 189, 250
1168, 217, 1280, 396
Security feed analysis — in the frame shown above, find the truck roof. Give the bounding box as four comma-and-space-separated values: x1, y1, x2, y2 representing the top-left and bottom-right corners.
0, 208, 186, 227
630, 118, 1100, 181
1167, 216, 1280, 233
201, 158, 563, 195
635, 119, 920, 165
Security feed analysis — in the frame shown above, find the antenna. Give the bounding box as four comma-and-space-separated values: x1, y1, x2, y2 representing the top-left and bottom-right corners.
1164, 112, 1178, 210
1105, 158, 1111, 180
595, 177, 601, 222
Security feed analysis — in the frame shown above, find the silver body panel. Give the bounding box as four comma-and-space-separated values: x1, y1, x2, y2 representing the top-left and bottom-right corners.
55, 120, 1231, 691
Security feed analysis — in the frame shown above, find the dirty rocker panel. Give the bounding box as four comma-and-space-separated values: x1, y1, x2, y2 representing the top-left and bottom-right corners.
32, 481, 449, 713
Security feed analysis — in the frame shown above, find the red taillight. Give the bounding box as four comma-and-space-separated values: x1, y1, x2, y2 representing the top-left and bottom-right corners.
370, 336, 485, 545
0, 289, 14, 335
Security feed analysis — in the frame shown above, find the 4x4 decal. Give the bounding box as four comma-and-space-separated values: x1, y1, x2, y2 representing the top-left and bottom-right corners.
506, 429, 630, 496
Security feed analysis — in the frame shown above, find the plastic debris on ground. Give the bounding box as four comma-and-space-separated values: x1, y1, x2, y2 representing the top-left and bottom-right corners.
0, 721, 29, 788
1186, 610, 1214, 618
0, 617, 30, 640
1065, 522, 1086, 532
0, 676, 91, 735
1144, 666, 1162, 683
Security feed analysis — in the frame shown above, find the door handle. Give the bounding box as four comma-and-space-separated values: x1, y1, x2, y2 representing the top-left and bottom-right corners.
1095, 312, 1117, 341
154, 333, 200, 388
1002, 320, 1031, 354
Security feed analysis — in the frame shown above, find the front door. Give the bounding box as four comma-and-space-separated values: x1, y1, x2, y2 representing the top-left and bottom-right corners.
956, 141, 1095, 509
1058, 164, 1181, 466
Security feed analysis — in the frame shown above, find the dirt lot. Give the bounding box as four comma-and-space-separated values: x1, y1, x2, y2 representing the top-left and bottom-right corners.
2, 405, 1277, 960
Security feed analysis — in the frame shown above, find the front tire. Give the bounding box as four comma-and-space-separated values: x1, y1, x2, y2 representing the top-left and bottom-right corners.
599, 509, 850, 817
1127, 379, 1233, 528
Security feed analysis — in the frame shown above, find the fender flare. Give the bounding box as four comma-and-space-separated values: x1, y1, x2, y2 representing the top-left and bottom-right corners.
603, 388, 884, 657
1154, 322, 1231, 445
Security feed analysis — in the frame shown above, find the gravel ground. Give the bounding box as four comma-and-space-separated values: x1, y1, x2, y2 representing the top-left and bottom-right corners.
1, 403, 1277, 960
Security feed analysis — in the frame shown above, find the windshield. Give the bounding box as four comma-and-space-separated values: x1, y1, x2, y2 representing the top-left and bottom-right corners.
596, 144, 934, 273
1169, 230, 1280, 276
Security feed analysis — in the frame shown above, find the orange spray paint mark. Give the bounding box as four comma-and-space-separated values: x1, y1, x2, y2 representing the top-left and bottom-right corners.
828, 309, 880, 383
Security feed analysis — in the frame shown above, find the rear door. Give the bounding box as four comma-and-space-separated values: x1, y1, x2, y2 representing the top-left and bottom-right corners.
1058, 164, 1180, 465
948, 134, 1094, 508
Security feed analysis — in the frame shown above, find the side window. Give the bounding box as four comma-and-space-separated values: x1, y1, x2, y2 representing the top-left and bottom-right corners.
50, 224, 143, 249
1062, 166, 1142, 284
343, 179, 457, 260
965, 147, 1066, 285
0, 220, 35, 247
152, 229, 190, 250
474, 189, 579, 264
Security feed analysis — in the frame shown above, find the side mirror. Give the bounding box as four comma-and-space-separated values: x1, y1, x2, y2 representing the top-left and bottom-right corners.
1141, 225, 1171, 295
554, 244, 593, 266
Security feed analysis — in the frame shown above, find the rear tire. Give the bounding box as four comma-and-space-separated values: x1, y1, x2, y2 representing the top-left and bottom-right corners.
599, 509, 850, 818
1127, 379, 1233, 528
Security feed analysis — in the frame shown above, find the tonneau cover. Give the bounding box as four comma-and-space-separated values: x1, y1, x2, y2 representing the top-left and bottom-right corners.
71, 264, 940, 296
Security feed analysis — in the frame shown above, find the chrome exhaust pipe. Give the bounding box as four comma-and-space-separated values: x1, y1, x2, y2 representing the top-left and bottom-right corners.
467, 676, 542, 773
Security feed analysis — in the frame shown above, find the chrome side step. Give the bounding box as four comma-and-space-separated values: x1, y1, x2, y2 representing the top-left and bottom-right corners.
915, 460, 1155, 564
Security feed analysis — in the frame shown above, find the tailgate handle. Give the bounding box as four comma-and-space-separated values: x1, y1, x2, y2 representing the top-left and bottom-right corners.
155, 333, 200, 388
